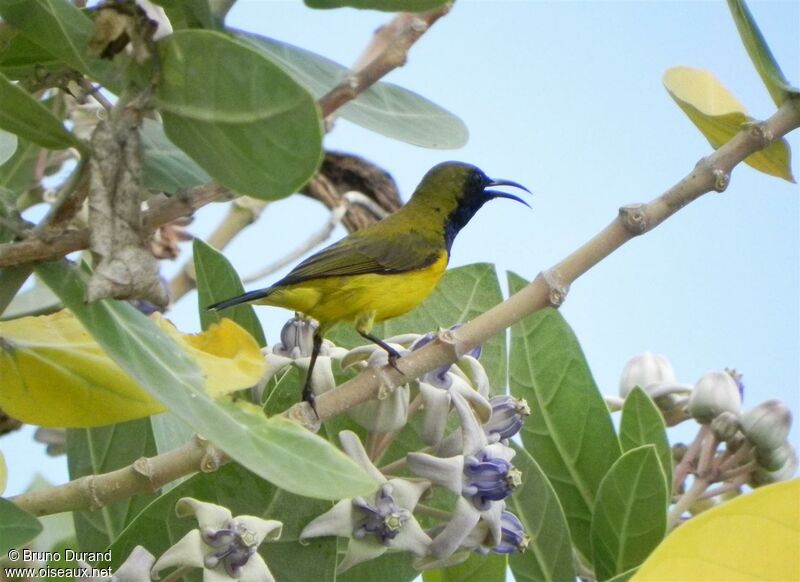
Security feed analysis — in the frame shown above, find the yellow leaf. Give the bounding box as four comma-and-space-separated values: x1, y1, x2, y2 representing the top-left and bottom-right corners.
154, 315, 265, 399
0, 311, 265, 427
634, 479, 800, 581
663, 66, 794, 182
0, 449, 6, 495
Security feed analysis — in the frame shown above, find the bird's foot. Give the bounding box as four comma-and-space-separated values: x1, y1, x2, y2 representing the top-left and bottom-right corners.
387, 349, 405, 375
302, 383, 319, 419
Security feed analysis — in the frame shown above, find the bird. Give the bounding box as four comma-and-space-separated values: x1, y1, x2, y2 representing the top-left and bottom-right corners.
209, 161, 530, 413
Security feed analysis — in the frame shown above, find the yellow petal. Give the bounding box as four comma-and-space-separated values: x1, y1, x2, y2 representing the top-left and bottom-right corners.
0, 311, 265, 427
634, 479, 800, 581
663, 66, 794, 182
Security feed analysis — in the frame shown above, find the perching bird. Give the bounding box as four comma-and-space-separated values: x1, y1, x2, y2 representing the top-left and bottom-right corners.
209, 161, 530, 412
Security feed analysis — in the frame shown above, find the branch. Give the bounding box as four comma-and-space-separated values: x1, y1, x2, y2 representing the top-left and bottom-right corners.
286, 99, 800, 427
242, 203, 347, 284
169, 197, 268, 303
318, 4, 451, 118
0, 184, 230, 268
12, 101, 799, 517
11, 436, 226, 516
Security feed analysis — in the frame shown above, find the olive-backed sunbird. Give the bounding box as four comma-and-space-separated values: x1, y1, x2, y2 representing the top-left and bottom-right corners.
209, 161, 530, 411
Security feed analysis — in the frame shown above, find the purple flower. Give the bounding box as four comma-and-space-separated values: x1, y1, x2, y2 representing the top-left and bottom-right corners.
484, 395, 530, 442
463, 449, 522, 510
352, 483, 411, 545
492, 510, 529, 554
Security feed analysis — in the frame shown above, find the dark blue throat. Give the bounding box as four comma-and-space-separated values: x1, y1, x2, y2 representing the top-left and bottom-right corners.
443, 195, 489, 253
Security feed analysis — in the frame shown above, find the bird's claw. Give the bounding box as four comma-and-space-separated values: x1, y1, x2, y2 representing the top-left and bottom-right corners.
302, 383, 319, 419
387, 351, 405, 375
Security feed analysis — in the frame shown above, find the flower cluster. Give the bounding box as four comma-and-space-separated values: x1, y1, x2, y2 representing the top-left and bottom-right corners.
296, 324, 531, 571
615, 353, 796, 521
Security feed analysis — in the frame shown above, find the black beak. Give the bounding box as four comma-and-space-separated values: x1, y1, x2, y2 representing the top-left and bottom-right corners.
484, 178, 532, 207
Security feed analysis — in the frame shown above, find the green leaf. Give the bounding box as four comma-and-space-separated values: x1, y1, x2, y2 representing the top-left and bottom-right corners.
424, 553, 506, 582
663, 66, 794, 182
0, 73, 80, 150
508, 446, 576, 582
304, 0, 448, 11
590, 445, 668, 581
0, 497, 43, 554
151, 0, 221, 30
140, 119, 211, 193
193, 238, 266, 346
606, 568, 637, 582
330, 263, 507, 393
66, 419, 158, 550
0, 26, 63, 80
619, 387, 672, 497
0, 130, 16, 165
1, 274, 61, 319
237, 32, 468, 149
727, 0, 799, 106
0, 266, 37, 317
0, 0, 130, 90
147, 413, 195, 494
157, 30, 323, 200
34, 260, 374, 500
110, 462, 337, 579
508, 271, 621, 566
339, 552, 418, 582
0, 137, 41, 200
0, 448, 6, 494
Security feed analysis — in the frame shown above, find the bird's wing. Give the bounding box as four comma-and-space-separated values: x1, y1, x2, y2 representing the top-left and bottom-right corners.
274, 230, 442, 287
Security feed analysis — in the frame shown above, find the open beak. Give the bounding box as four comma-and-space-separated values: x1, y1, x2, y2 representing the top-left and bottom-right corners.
484, 178, 532, 207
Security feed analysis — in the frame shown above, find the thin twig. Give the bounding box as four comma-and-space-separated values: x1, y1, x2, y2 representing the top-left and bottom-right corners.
697, 476, 747, 501
0, 184, 230, 267
372, 394, 424, 465
169, 197, 268, 303
668, 476, 709, 530
242, 204, 347, 284
318, 5, 451, 118
673, 427, 707, 491
79, 78, 113, 111
285, 99, 800, 427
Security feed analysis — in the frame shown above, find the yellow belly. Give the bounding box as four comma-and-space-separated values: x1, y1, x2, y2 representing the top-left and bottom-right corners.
257, 252, 448, 330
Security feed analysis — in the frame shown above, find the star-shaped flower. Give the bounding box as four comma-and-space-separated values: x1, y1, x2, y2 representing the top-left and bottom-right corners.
300, 431, 432, 572
254, 316, 347, 402
151, 498, 282, 581
407, 441, 521, 558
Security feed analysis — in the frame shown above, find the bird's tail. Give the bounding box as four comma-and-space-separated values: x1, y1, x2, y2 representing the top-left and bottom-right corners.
207, 289, 272, 311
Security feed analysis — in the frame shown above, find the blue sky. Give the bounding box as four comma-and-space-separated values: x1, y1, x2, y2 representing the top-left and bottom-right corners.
4, 1, 798, 499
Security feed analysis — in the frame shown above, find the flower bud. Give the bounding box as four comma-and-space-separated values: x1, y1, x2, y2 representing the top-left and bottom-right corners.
619, 352, 676, 398
710, 411, 740, 441
492, 510, 530, 554
672, 443, 688, 463
739, 400, 792, 453
688, 371, 741, 424
751, 444, 797, 486
484, 396, 530, 441
756, 441, 793, 472
275, 317, 317, 359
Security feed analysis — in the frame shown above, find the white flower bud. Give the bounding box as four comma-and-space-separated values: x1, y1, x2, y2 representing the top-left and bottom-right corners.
619, 352, 676, 398
688, 371, 741, 424
710, 411, 740, 441
756, 442, 794, 472
752, 444, 798, 486
739, 400, 792, 453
